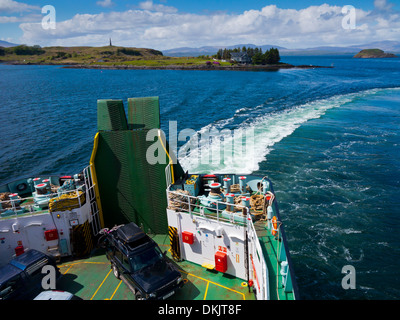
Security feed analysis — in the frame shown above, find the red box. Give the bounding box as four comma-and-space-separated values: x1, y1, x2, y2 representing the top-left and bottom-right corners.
15, 246, 24, 256
44, 229, 59, 241
182, 231, 194, 244
215, 251, 227, 273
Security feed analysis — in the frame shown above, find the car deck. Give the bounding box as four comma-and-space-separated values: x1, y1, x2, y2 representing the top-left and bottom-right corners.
56, 234, 256, 301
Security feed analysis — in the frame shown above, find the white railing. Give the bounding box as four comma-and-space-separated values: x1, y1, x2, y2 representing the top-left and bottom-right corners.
165, 163, 172, 187
166, 189, 249, 225
247, 215, 269, 300
0, 178, 86, 219
82, 165, 101, 236
167, 188, 270, 299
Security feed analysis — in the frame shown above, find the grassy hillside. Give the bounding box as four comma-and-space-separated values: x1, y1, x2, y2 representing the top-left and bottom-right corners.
0, 44, 236, 67
354, 48, 397, 58
0, 45, 165, 64
0, 44, 303, 70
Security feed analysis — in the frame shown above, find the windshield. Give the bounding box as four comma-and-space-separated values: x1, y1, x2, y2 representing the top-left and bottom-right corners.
130, 246, 163, 272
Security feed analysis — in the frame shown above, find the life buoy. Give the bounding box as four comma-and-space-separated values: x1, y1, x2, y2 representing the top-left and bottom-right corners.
271, 216, 278, 236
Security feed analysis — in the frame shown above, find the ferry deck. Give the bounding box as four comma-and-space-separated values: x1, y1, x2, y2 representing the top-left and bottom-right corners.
56, 228, 293, 301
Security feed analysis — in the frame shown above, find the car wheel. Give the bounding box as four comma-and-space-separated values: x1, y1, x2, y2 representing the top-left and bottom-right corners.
112, 264, 120, 279
135, 291, 144, 300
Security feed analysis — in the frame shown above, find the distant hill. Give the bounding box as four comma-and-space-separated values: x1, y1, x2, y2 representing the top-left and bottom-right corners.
0, 45, 164, 65
354, 49, 398, 58
0, 40, 18, 47
163, 40, 400, 57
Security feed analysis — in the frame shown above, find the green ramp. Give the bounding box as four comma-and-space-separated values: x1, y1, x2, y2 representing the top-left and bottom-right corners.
91, 98, 185, 234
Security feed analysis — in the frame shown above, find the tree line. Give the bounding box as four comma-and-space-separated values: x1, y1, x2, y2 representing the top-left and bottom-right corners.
216, 46, 280, 65
0, 45, 45, 56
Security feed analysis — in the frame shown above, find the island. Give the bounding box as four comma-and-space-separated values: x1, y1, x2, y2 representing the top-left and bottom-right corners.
0, 44, 332, 71
353, 49, 398, 58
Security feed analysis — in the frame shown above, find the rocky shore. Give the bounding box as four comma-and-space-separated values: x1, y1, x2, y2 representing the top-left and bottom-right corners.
62, 63, 333, 71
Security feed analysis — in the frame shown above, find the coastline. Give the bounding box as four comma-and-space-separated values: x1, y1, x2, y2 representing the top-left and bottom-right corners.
60, 63, 333, 71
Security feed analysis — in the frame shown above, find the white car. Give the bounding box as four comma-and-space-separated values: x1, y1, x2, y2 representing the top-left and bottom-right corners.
34, 290, 81, 300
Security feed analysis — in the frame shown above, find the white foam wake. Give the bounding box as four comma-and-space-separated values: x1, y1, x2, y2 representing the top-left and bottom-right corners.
178, 87, 398, 174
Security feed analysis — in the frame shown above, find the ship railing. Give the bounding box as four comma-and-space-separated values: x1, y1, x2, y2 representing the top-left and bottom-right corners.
165, 163, 172, 188
82, 164, 101, 236
0, 185, 86, 219
246, 212, 269, 300
167, 188, 270, 300
166, 189, 249, 226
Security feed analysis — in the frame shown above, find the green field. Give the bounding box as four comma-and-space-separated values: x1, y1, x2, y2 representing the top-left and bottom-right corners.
0, 45, 231, 67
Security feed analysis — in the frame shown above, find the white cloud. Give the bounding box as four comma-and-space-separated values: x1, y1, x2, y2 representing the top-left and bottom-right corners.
0, 13, 40, 23
138, 0, 178, 13
96, 0, 114, 8
0, 0, 39, 13
374, 0, 394, 12
17, 2, 400, 49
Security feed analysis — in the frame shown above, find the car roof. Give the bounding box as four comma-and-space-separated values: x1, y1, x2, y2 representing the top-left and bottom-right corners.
9, 249, 48, 271
34, 291, 74, 300
116, 223, 147, 243
0, 264, 23, 286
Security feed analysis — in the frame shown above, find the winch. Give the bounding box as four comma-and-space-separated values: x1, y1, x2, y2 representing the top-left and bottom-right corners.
198, 182, 226, 210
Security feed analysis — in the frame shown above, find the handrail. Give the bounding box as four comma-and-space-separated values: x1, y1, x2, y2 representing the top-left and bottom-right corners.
246, 210, 269, 300
158, 129, 175, 184
89, 132, 105, 229
166, 189, 249, 225
165, 163, 172, 187
167, 189, 270, 300
0, 185, 86, 219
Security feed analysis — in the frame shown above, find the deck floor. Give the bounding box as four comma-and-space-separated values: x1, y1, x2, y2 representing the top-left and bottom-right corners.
253, 220, 295, 300
56, 234, 255, 301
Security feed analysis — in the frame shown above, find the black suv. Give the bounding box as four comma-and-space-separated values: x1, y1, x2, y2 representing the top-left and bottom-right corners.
0, 249, 60, 300
99, 222, 183, 300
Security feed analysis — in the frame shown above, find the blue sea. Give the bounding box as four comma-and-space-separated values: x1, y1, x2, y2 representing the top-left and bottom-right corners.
0, 55, 399, 299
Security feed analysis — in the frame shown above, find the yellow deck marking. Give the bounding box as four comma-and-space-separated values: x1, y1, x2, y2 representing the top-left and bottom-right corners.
90, 269, 112, 300
181, 270, 246, 300
62, 265, 74, 275
58, 254, 246, 300
110, 280, 123, 300
203, 282, 210, 300
60, 261, 108, 267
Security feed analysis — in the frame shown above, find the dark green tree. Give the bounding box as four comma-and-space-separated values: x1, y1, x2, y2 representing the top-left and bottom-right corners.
270, 48, 280, 64
252, 52, 264, 65
13, 45, 45, 55
247, 47, 254, 58
216, 49, 223, 59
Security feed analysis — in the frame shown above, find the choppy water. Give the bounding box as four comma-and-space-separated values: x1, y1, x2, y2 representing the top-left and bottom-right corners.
1, 55, 399, 299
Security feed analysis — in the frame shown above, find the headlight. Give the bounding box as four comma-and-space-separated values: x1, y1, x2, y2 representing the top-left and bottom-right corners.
149, 293, 157, 298
177, 277, 183, 284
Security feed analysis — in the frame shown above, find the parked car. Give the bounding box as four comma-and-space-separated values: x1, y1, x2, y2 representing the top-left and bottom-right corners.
34, 290, 82, 300
0, 249, 60, 300
100, 222, 184, 300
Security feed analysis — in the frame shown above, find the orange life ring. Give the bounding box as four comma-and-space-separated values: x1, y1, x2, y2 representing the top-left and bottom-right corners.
271, 216, 278, 236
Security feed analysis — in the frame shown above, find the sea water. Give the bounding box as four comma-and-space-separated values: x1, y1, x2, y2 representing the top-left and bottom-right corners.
0, 55, 399, 299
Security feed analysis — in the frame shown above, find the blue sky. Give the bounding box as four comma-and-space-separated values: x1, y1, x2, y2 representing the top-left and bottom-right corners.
1, 0, 399, 49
